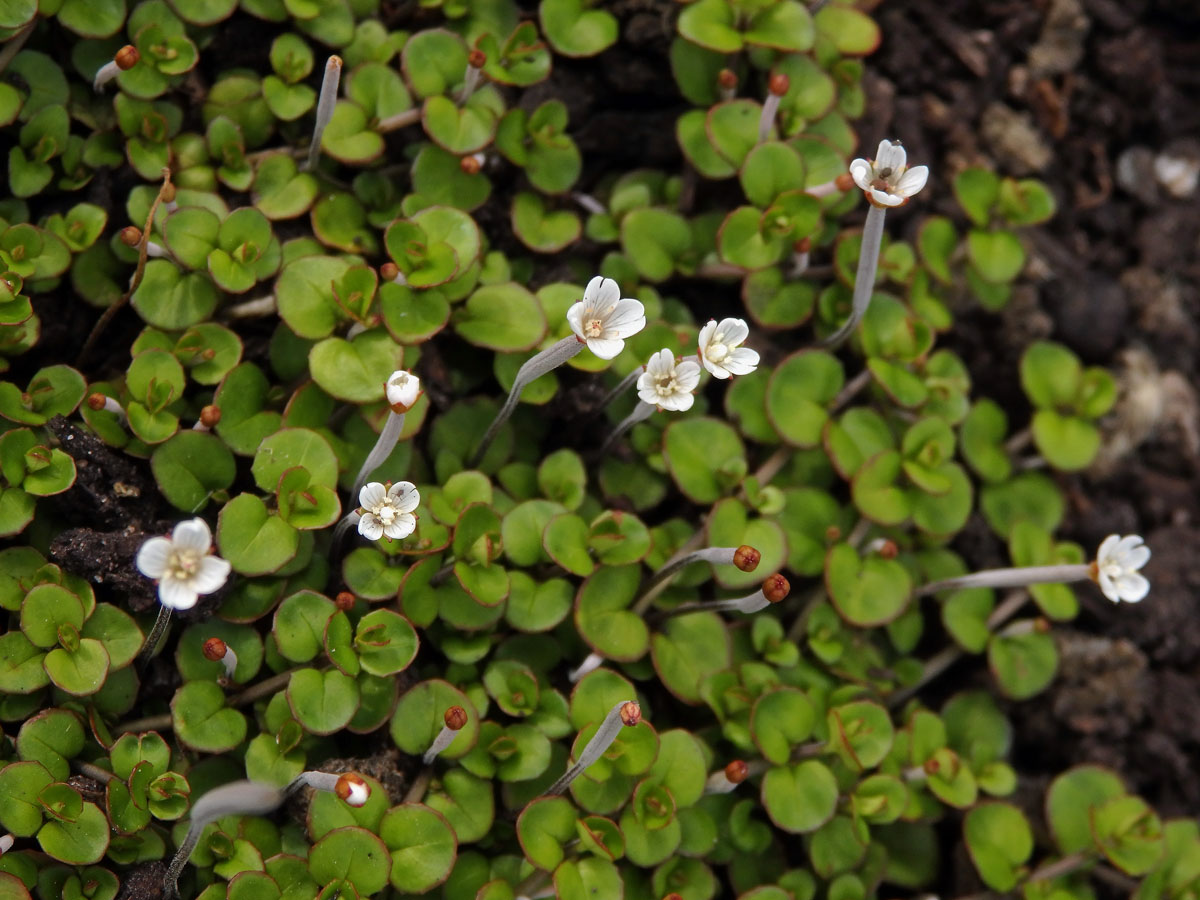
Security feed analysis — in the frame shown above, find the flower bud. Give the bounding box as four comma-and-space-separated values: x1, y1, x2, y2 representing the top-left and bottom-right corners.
87, 392, 108, 411
825, 524, 842, 542
380, 262, 400, 282
793, 236, 811, 254
762, 573, 790, 604
385, 369, 420, 413
835, 172, 856, 192
115, 45, 140, 70
878, 539, 898, 559
202, 638, 227, 661
199, 404, 221, 428
334, 591, 356, 611
717, 68, 738, 90
334, 773, 370, 807
619, 701, 641, 727
444, 705, 468, 730
460, 155, 481, 175
768, 72, 790, 96
120, 226, 142, 247
733, 545, 761, 572
161, 182, 177, 204
467, 48, 487, 68
724, 760, 748, 784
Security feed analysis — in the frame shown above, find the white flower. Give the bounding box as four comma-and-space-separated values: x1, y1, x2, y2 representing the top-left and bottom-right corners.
698, 318, 759, 379
849, 139, 929, 207
358, 481, 419, 541
1094, 534, 1151, 603
385, 369, 420, 412
136, 518, 232, 611
637, 349, 701, 412
566, 276, 646, 360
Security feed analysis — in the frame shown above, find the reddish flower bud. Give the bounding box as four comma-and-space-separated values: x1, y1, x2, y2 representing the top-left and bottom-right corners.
835, 172, 856, 192
467, 48, 487, 68
762, 573, 790, 604
119, 226, 142, 247
86, 393, 107, 411
620, 701, 641, 727
924, 756, 941, 775
733, 545, 761, 572
793, 236, 811, 254
1034, 617, 1051, 634
199, 404, 221, 428
202, 638, 227, 661
717, 68, 738, 89
115, 45, 140, 70
161, 182, 176, 204
825, 524, 842, 542
444, 705, 468, 730
724, 760, 748, 784
334, 591, 356, 611
768, 72, 790, 96
460, 155, 481, 175
334, 773, 370, 807
379, 262, 400, 282
878, 540, 898, 560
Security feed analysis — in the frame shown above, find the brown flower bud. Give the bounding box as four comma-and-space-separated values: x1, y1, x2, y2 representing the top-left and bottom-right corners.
161, 182, 176, 204
835, 172, 856, 192
334, 772, 370, 807
733, 545, 761, 572
717, 68, 738, 90
202, 638, 227, 661
878, 540, 898, 560
86, 392, 108, 411
793, 236, 811, 254
444, 705, 468, 730
724, 760, 748, 784
762, 573, 790, 604
379, 262, 400, 282
459, 155, 481, 175
824, 524, 842, 542
199, 404, 221, 428
1034, 617, 1051, 634
467, 48, 487, 68
768, 72, 790, 96
115, 45, 140, 71
619, 701, 641, 727
924, 756, 941, 775
334, 591, 356, 611
119, 226, 142, 247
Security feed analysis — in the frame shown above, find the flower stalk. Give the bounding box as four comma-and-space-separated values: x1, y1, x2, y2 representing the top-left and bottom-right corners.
545, 701, 641, 797
916, 564, 1090, 598
351, 370, 419, 499
822, 201, 886, 349
305, 55, 342, 172
93, 44, 139, 92
757, 72, 789, 143
202, 637, 238, 683
645, 544, 761, 593
192, 404, 220, 432
669, 573, 791, 616
423, 705, 468, 764
567, 651, 606, 684
598, 400, 656, 456
459, 49, 486, 104
704, 760, 749, 795
87, 392, 126, 422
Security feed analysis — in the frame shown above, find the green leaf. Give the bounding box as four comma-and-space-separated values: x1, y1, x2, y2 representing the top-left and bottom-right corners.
390, 680, 478, 760
43, 639, 109, 696
539, 0, 618, 57
379, 804, 457, 894
308, 826, 391, 896
309, 328, 404, 404
663, 417, 746, 504
216, 493, 300, 576
651, 612, 730, 705
574, 564, 647, 661
761, 761, 838, 833
454, 282, 547, 351
517, 796, 575, 871
287, 667, 359, 735
751, 688, 815, 766
765, 351, 843, 447
1046, 765, 1126, 855
151, 431, 236, 512
171, 680, 247, 753
963, 803, 1033, 891
36, 801, 109, 865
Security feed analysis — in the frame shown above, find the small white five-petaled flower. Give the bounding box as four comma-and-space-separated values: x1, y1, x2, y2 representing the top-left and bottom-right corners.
567, 276, 646, 360
698, 318, 759, 379
136, 518, 232, 611
849, 139, 929, 207
358, 481, 420, 541
385, 370, 420, 413
1094, 534, 1151, 603
637, 349, 701, 412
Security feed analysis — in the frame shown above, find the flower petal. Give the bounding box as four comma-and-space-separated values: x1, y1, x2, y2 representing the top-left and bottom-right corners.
697, 320, 717, 352
718, 318, 750, 346
723, 346, 760, 375
359, 482, 386, 511
172, 518, 212, 553
702, 358, 730, 379
1097, 570, 1119, 603
594, 277, 621, 309
1097, 534, 1120, 562
636, 383, 659, 405
896, 165, 928, 197
191, 556, 232, 595
581, 275, 605, 305
602, 298, 646, 338
389, 481, 420, 513
390, 513, 416, 540
136, 537, 173, 579
586, 337, 625, 360
674, 359, 702, 393
1122, 544, 1151, 570
358, 514, 384, 541
666, 392, 695, 412
876, 139, 906, 172
1114, 572, 1150, 603
849, 158, 873, 191
1114, 534, 1144, 558
566, 299, 587, 339
158, 578, 199, 611
869, 189, 905, 207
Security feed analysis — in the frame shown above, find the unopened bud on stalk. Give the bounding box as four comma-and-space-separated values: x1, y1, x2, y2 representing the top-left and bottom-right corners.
94, 45, 140, 91
87, 392, 124, 416
423, 706, 468, 764
681, 574, 790, 616
835, 172, 856, 192
767, 72, 790, 96
704, 760, 748, 794
468, 48, 487, 68
335, 591, 356, 611
202, 637, 237, 681
645, 544, 762, 593
460, 155, 482, 175
306, 56, 343, 172
545, 700, 641, 797
758, 73, 788, 143
380, 262, 400, 282
459, 49, 487, 104
334, 773, 370, 807
192, 404, 221, 431
120, 226, 142, 247
717, 68, 738, 100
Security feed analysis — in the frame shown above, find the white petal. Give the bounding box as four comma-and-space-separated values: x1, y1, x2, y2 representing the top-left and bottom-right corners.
602, 299, 646, 338
723, 346, 760, 375
1121, 545, 1151, 570
717, 318, 749, 346
359, 482, 386, 511
191, 556, 232, 595
876, 139, 906, 171
1096, 534, 1120, 562
136, 537, 172, 579
586, 337, 625, 360
637, 383, 660, 405
664, 392, 695, 412
389, 481, 420, 513
645, 348, 673, 378
581, 275, 605, 305
566, 299, 587, 339
358, 514, 384, 541
697, 320, 717, 351
849, 158, 873, 192
594, 277, 621, 309
1097, 570, 1119, 603
1113, 534, 1144, 558
1114, 572, 1150, 602
172, 518, 212, 554
386, 371, 420, 410
702, 358, 729, 379
390, 513, 416, 540
158, 578, 199, 611
869, 189, 905, 207
674, 359, 702, 393
896, 165, 929, 197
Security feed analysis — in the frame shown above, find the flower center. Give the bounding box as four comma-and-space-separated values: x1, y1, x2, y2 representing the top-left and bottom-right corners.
167, 548, 202, 580
1101, 561, 1124, 579
654, 373, 678, 397
707, 339, 729, 363
584, 317, 604, 338
375, 500, 399, 524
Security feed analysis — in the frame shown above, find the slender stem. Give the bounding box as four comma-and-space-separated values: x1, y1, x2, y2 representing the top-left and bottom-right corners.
916, 564, 1090, 598
598, 400, 655, 457
0, 19, 36, 76
822, 203, 887, 349
598, 366, 643, 411
572, 192, 606, 215
458, 66, 481, 104
140, 607, 172, 661
404, 768, 433, 803
567, 651, 605, 684
351, 411, 405, 500
471, 336, 583, 466
73, 760, 115, 784
545, 701, 636, 797
1005, 427, 1032, 454
757, 93, 781, 143
305, 56, 342, 172
377, 107, 422, 133
642, 547, 740, 594
1025, 851, 1092, 884
116, 667, 304, 734
332, 510, 363, 550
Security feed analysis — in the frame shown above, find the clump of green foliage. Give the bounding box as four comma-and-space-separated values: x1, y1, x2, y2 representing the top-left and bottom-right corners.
0, 1, 1191, 900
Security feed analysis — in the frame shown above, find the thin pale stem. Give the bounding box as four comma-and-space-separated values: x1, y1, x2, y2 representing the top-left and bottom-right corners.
643, 546, 740, 594
404, 768, 433, 803
757, 93, 780, 143
458, 66, 481, 104
598, 400, 655, 457
668, 589, 767, 616
351, 411, 405, 500
916, 564, 1090, 598
567, 651, 605, 683
377, 107, 421, 133
471, 336, 583, 466
225, 295, 277, 319
422, 724, 459, 764
545, 701, 634, 797
305, 56, 342, 172
598, 366, 643, 411
140, 607, 172, 661
822, 203, 887, 349
332, 511, 363, 549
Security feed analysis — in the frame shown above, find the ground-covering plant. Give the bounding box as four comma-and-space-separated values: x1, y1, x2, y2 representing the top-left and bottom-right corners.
0, 2, 1190, 900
